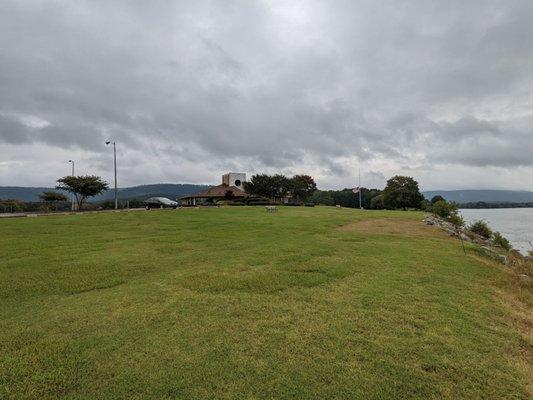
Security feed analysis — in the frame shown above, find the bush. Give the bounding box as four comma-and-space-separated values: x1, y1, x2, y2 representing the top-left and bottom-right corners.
469, 220, 492, 238
447, 213, 465, 228
430, 200, 464, 227
0, 199, 25, 213
304, 203, 315, 207
246, 197, 271, 205
430, 200, 455, 219
493, 232, 511, 251
420, 199, 431, 211
216, 200, 244, 206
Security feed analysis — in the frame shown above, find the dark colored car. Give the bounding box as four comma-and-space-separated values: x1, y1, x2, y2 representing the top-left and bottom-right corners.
143, 197, 178, 210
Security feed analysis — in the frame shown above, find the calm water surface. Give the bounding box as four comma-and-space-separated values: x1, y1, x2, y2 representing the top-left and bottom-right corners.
460, 208, 533, 255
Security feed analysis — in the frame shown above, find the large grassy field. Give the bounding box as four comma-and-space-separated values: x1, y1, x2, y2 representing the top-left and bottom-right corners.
0, 207, 531, 399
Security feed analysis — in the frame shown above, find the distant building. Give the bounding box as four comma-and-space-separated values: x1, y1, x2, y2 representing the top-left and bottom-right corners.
179, 173, 248, 206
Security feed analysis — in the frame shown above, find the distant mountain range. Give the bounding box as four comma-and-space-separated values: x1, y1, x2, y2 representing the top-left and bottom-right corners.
0, 184, 210, 202
422, 190, 533, 204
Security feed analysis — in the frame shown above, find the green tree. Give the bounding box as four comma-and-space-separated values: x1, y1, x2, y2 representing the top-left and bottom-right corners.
290, 175, 317, 201
383, 176, 424, 210
244, 174, 271, 198
370, 194, 385, 209
39, 191, 67, 203
271, 174, 291, 202
245, 174, 292, 203
308, 190, 334, 205
430, 195, 446, 204
56, 176, 109, 210
39, 191, 67, 211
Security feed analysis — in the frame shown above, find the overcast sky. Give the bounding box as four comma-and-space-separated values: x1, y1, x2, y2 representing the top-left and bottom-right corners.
1, 0, 532, 190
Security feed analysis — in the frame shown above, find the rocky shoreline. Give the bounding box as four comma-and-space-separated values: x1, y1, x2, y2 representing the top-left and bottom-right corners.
424, 215, 532, 281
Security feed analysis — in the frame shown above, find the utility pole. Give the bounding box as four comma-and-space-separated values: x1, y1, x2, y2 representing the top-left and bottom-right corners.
68, 160, 75, 210
105, 141, 118, 209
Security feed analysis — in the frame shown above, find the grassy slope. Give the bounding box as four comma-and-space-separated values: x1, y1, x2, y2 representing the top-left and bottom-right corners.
0, 207, 530, 399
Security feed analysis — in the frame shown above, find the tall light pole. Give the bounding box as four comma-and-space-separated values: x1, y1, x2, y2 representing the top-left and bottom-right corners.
68, 160, 75, 211
105, 141, 118, 209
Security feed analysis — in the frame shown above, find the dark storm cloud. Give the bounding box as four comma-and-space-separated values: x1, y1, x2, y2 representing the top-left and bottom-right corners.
1, 0, 533, 187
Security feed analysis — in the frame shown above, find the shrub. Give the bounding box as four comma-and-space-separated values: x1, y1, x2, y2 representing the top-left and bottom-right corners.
469, 220, 492, 239
304, 203, 315, 207
430, 200, 455, 219
430, 200, 464, 227
493, 232, 511, 251
447, 213, 465, 228
216, 200, 245, 206
420, 199, 431, 211
0, 199, 26, 213
247, 201, 271, 206
246, 197, 271, 205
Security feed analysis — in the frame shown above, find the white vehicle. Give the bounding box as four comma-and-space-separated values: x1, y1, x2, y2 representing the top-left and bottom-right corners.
143, 197, 178, 210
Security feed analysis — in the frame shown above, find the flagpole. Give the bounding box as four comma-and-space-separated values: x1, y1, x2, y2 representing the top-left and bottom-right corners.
358, 168, 362, 209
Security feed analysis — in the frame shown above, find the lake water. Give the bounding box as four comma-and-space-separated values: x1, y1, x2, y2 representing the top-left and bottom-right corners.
460, 208, 533, 255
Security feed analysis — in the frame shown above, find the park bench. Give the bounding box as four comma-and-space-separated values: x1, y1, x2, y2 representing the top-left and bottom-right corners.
265, 206, 278, 213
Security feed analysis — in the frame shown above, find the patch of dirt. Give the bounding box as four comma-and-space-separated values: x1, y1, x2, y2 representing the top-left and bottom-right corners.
338, 218, 447, 238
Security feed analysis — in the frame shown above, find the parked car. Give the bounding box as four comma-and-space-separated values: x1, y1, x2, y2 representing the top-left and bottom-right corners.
143, 197, 178, 210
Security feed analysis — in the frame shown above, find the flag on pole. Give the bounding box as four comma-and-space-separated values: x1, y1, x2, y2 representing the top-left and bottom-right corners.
352, 187, 360, 194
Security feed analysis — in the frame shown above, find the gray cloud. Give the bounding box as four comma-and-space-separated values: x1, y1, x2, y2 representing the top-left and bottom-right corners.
1, 0, 533, 189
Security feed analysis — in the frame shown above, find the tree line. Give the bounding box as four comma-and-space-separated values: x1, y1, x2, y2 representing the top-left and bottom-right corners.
244, 174, 427, 210
1, 173, 429, 212
309, 175, 426, 210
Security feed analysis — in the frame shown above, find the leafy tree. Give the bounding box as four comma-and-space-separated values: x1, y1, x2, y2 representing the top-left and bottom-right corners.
244, 174, 272, 198
383, 176, 424, 210
245, 174, 292, 202
39, 191, 68, 211
39, 191, 67, 203
271, 174, 291, 202
56, 175, 109, 210
290, 175, 317, 201
362, 189, 383, 209
370, 194, 385, 209
0, 199, 25, 213
308, 190, 335, 206
430, 195, 445, 204
308, 188, 383, 208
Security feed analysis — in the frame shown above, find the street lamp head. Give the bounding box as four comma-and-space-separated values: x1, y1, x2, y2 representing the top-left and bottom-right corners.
105, 141, 111, 145
68, 159, 73, 163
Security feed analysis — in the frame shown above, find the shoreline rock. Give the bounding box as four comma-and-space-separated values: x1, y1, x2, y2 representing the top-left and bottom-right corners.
424, 215, 507, 262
